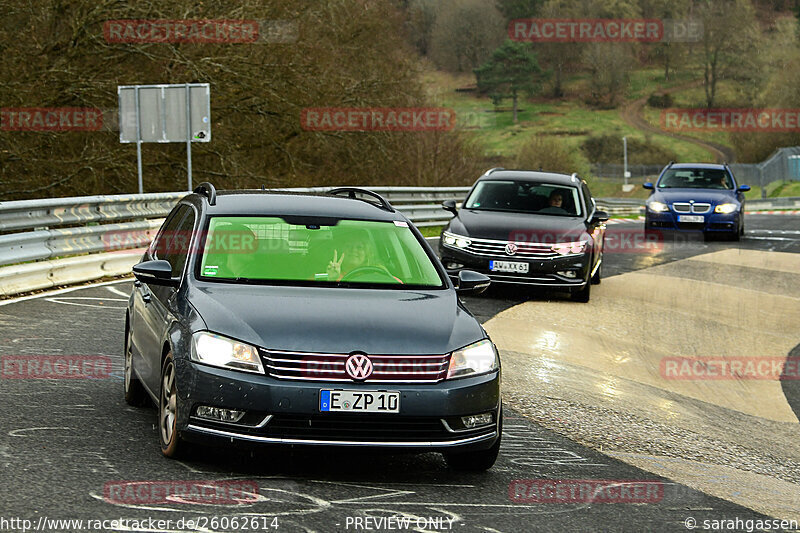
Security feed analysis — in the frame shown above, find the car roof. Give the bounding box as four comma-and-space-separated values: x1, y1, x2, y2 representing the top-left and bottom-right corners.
477, 169, 581, 186
667, 163, 726, 170
190, 190, 407, 222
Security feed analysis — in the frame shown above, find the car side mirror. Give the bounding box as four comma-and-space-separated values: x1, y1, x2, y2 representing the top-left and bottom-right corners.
738, 185, 751, 192
133, 260, 178, 287
442, 200, 459, 216
643, 182, 654, 190
456, 270, 490, 295
590, 210, 609, 224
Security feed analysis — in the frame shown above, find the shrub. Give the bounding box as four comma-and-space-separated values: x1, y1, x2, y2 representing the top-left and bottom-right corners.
514, 136, 589, 176
581, 135, 678, 165
647, 92, 673, 109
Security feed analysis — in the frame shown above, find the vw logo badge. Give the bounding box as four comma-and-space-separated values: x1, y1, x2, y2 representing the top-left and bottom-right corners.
345, 353, 373, 380
505, 243, 518, 256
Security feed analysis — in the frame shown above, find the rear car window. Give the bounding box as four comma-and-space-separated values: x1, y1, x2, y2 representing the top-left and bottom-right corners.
197, 216, 444, 288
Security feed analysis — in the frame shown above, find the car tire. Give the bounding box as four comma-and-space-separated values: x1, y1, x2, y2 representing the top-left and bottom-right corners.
570, 282, 591, 303
444, 411, 502, 472
159, 352, 187, 458
124, 320, 149, 407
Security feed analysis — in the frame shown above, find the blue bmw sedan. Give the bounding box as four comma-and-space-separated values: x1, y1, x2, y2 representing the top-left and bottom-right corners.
643, 163, 751, 240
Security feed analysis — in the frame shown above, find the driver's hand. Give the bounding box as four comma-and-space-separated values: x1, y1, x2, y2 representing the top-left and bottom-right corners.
327, 250, 344, 279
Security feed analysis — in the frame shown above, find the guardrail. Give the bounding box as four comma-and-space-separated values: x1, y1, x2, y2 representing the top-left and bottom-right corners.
1, 187, 795, 297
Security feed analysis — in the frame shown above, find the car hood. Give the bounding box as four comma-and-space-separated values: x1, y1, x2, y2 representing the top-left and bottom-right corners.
649, 189, 738, 205
186, 283, 485, 355
448, 209, 588, 241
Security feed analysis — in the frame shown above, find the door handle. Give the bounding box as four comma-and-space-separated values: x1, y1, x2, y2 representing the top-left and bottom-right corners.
134, 280, 141, 287
142, 293, 151, 304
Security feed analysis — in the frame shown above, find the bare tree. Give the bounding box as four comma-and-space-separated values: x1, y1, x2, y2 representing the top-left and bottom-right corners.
429, 0, 506, 72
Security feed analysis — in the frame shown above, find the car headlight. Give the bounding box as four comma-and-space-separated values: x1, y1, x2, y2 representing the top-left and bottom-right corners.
552, 241, 587, 255
647, 201, 669, 212
714, 203, 738, 214
447, 339, 498, 379
191, 332, 264, 374
443, 232, 471, 249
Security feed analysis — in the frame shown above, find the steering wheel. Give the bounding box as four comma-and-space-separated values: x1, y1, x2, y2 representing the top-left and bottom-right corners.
340, 266, 401, 283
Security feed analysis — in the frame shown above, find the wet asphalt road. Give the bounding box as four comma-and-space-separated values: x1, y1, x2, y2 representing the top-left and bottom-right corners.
0, 215, 798, 532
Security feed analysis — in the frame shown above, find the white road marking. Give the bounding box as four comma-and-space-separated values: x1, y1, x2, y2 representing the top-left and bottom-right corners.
44, 296, 128, 309
106, 286, 130, 297
0, 278, 131, 307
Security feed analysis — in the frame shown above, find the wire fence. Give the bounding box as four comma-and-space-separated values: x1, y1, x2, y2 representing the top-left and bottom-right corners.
591, 147, 800, 197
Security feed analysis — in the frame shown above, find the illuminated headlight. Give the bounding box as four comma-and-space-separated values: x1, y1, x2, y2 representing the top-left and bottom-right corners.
191, 332, 264, 374
647, 201, 669, 212
714, 203, 738, 214
552, 241, 587, 255
443, 232, 471, 248
447, 339, 498, 379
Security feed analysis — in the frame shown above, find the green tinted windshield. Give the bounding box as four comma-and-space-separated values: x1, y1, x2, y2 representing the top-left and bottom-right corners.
198, 217, 443, 287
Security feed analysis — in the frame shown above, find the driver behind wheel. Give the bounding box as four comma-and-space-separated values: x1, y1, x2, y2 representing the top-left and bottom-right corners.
325, 231, 401, 283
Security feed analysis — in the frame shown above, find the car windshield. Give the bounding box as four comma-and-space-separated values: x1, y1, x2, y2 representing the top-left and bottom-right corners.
464, 180, 582, 216
658, 169, 733, 189
197, 216, 443, 288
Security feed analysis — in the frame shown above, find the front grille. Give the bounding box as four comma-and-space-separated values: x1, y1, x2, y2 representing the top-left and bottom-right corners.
462, 235, 559, 259
261, 349, 450, 383
673, 202, 711, 214
261, 414, 455, 442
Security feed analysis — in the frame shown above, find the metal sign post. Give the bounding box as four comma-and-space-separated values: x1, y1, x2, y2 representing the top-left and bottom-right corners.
118, 83, 211, 193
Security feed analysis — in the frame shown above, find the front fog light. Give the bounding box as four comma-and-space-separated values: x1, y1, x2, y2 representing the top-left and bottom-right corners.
446, 262, 464, 269
557, 270, 577, 278
196, 406, 246, 423
462, 412, 493, 428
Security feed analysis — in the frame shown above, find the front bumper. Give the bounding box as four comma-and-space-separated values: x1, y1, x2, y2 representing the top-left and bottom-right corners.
176, 360, 500, 451
645, 210, 740, 233
440, 245, 590, 287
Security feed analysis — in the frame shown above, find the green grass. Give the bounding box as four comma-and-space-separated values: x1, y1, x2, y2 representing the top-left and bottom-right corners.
744, 180, 800, 200
426, 70, 711, 173
625, 68, 698, 100
641, 105, 733, 149
418, 225, 444, 238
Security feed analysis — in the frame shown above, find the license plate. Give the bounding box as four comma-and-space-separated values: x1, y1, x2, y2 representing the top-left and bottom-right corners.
320, 390, 400, 413
490, 260, 529, 273
678, 215, 705, 223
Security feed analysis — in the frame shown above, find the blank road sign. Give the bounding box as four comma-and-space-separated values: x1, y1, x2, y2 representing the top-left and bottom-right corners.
118, 83, 210, 143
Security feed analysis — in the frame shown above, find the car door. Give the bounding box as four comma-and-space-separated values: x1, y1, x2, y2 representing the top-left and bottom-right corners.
582, 183, 604, 267
133, 204, 195, 392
